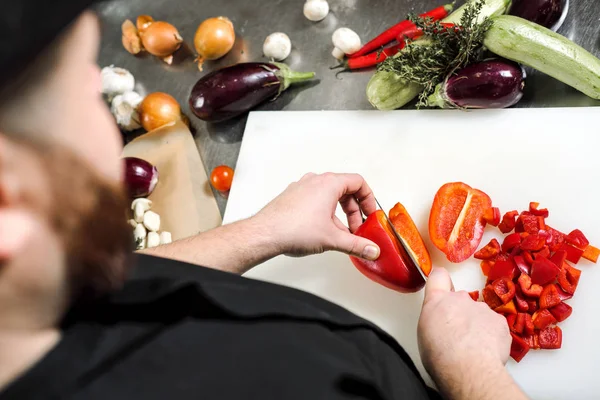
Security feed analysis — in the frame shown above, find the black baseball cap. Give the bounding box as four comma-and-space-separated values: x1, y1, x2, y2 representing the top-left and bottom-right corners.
0, 0, 97, 90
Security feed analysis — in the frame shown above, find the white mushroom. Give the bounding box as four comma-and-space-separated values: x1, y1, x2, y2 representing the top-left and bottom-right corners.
132, 198, 152, 223
146, 232, 160, 248
101, 66, 135, 98
111, 91, 144, 131
263, 33, 292, 61
143, 210, 161, 232
331, 28, 361, 60
159, 231, 172, 245
133, 223, 147, 250
304, 0, 329, 22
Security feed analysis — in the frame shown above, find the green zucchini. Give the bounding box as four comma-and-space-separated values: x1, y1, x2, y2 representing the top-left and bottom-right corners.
484, 15, 600, 99
366, 0, 512, 110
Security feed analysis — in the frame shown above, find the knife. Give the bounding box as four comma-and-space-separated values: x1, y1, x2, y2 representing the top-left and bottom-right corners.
374, 197, 428, 281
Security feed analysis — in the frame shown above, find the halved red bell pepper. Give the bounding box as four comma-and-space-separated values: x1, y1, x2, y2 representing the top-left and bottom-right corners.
502, 233, 522, 253
513, 255, 530, 276
532, 309, 557, 330
558, 243, 584, 264
488, 259, 518, 282
524, 313, 534, 335
521, 234, 546, 251
582, 245, 600, 263
514, 287, 529, 312
483, 284, 504, 309
468, 290, 480, 301
429, 182, 492, 263
529, 202, 549, 218
498, 210, 518, 234
539, 284, 562, 309
492, 277, 516, 304
495, 299, 517, 315
549, 302, 572, 322
510, 333, 530, 363
539, 326, 562, 350
350, 210, 426, 293
474, 238, 501, 261
566, 229, 589, 250
530, 256, 560, 286
389, 202, 433, 276
483, 207, 501, 227
522, 332, 540, 350
557, 262, 581, 295
518, 273, 543, 298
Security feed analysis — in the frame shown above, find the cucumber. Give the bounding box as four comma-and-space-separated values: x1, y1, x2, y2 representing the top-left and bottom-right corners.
484, 15, 600, 99
366, 0, 512, 110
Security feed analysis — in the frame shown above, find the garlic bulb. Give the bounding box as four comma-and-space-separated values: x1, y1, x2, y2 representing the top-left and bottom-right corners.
304, 0, 329, 22
263, 33, 292, 61
101, 66, 135, 98
111, 91, 144, 131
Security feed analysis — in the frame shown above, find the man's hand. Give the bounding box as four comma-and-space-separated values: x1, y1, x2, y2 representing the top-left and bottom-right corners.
418, 268, 527, 400
254, 172, 381, 260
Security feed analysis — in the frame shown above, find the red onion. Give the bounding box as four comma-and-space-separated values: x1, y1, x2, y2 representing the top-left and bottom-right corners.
123, 157, 159, 198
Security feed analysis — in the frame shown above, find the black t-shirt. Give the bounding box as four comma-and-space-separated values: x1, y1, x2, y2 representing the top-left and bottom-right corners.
0, 255, 440, 400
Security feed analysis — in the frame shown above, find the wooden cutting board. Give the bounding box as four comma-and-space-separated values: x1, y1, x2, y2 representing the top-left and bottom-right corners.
123, 121, 221, 240
223, 107, 600, 399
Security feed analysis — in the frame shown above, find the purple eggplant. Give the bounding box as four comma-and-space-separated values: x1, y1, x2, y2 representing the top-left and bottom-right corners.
189, 62, 315, 122
426, 60, 526, 109
509, 0, 567, 31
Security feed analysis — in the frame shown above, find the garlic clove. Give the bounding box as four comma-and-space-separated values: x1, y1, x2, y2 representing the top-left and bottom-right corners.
143, 210, 161, 232
136, 237, 146, 250
134, 223, 147, 250
146, 232, 160, 248
111, 93, 143, 131
159, 231, 172, 245
131, 198, 153, 211
128, 219, 138, 228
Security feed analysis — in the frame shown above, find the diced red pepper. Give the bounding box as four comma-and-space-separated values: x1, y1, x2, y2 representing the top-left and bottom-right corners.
502, 233, 522, 253
474, 238, 501, 260
521, 234, 546, 251
480, 260, 493, 276
557, 262, 581, 295
537, 216, 546, 231
523, 332, 541, 350
566, 229, 590, 250
549, 302, 572, 322
555, 285, 573, 301
495, 299, 517, 315
532, 309, 557, 330
483, 284, 504, 309
529, 202, 549, 218
483, 207, 501, 227
545, 226, 566, 253
533, 246, 550, 259
558, 243, 584, 264
523, 251, 534, 266
523, 313, 534, 335
549, 250, 567, 270
510, 333, 530, 362
582, 245, 600, 263
468, 290, 479, 301
539, 284, 562, 309
514, 287, 529, 312
514, 255, 530, 276
526, 298, 539, 313
498, 210, 518, 234
509, 312, 526, 334
539, 326, 562, 350
518, 273, 543, 298
520, 213, 541, 235
488, 259, 517, 282
530, 256, 561, 286
492, 277, 516, 304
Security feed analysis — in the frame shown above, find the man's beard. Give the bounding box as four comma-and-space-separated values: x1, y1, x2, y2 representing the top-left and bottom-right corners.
20, 138, 133, 303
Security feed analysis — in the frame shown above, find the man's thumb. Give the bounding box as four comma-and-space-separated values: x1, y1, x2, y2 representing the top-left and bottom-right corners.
333, 232, 380, 260
424, 267, 454, 299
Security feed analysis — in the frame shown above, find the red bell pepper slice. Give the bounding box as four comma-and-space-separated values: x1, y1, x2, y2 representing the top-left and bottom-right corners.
510, 333, 530, 363
530, 256, 560, 286
557, 262, 581, 295
480, 260, 493, 276
508, 312, 526, 334
545, 226, 566, 252
518, 273, 543, 298
514, 287, 529, 312
389, 202, 433, 276
502, 233, 522, 253
474, 238, 501, 261
429, 182, 493, 263
539, 326, 562, 350
350, 210, 426, 293
521, 234, 546, 252
488, 258, 518, 282
483, 207, 501, 227
483, 284, 504, 309
566, 229, 590, 250
513, 255, 530, 276
532, 309, 557, 330
549, 302, 573, 322
522, 332, 541, 350
492, 277, 516, 304
558, 243, 584, 264
495, 300, 517, 315
539, 284, 562, 309
582, 245, 600, 263
519, 213, 541, 235
468, 290, 480, 301
524, 313, 535, 335
498, 210, 518, 234
529, 202, 549, 218
533, 246, 550, 259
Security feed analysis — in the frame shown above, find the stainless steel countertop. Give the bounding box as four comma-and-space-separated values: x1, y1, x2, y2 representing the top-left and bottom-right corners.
97, 0, 600, 213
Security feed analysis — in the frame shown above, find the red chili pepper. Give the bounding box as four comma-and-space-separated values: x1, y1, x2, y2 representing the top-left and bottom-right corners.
529, 202, 549, 218
523, 332, 541, 350
514, 287, 529, 312
498, 210, 519, 233
532, 309, 557, 330
488, 259, 517, 282
533, 246, 550, 259
510, 333, 530, 362
558, 243, 584, 264
521, 234, 546, 251
348, 3, 453, 58
518, 273, 543, 298
524, 313, 535, 335
480, 260, 494, 276
483, 284, 504, 309
557, 262, 581, 294
513, 255, 530, 276
495, 299, 517, 315
549, 302, 573, 322
539, 284, 562, 309
566, 229, 590, 250
492, 277, 516, 304
582, 244, 600, 263
331, 42, 406, 73
474, 238, 501, 260
539, 326, 562, 350
483, 207, 501, 227
468, 290, 480, 301
502, 233, 522, 253
530, 256, 560, 286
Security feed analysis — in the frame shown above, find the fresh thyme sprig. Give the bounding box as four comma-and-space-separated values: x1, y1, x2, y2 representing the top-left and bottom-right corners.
378, 0, 492, 107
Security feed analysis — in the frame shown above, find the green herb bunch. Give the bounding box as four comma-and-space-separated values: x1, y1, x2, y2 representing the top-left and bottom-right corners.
378, 0, 493, 106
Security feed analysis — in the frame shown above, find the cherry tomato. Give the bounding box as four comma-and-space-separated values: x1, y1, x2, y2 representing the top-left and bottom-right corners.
210, 165, 234, 192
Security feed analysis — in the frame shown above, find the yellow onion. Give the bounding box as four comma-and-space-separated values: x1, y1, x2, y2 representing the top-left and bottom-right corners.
136, 15, 154, 34
141, 21, 183, 57
138, 92, 181, 132
194, 17, 235, 70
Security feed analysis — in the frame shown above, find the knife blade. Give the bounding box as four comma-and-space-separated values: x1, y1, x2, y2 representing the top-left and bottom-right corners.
374, 197, 427, 281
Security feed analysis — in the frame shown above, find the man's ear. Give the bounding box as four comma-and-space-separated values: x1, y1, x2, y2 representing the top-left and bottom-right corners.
0, 209, 37, 260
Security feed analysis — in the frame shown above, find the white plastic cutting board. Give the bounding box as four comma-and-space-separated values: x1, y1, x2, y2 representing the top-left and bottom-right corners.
223, 108, 600, 399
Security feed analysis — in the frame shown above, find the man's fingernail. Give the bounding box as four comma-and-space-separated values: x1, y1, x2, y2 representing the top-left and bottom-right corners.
362, 245, 380, 260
